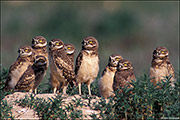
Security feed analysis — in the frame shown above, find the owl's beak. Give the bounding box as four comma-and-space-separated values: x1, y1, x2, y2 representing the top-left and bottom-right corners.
119, 64, 123, 68
32, 39, 38, 45
49, 42, 55, 48
83, 41, 87, 46
19, 50, 23, 54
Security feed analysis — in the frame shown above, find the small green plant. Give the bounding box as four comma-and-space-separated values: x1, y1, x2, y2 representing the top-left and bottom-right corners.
16, 94, 83, 119
0, 67, 14, 119
0, 67, 13, 99
91, 72, 180, 119
0, 100, 13, 119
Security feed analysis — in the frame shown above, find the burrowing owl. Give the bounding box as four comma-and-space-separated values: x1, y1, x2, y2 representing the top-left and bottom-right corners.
75, 36, 99, 96
15, 55, 47, 93
4, 45, 34, 90
150, 46, 175, 87
113, 59, 136, 94
32, 36, 49, 69
49, 39, 75, 94
64, 43, 75, 63
99, 54, 123, 98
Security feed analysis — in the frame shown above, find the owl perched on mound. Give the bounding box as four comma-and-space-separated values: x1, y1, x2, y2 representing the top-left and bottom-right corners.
15, 55, 47, 93
113, 59, 136, 94
99, 54, 123, 98
4, 45, 34, 90
49, 39, 75, 94
150, 46, 175, 87
75, 36, 99, 96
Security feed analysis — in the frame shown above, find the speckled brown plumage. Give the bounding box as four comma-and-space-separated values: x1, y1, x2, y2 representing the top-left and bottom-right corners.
15, 55, 47, 93
150, 46, 175, 88
49, 39, 75, 94
4, 45, 35, 90
113, 59, 136, 94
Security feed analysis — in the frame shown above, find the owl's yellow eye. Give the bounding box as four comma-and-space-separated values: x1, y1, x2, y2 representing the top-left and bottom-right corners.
161, 51, 165, 53
24, 49, 29, 52
124, 63, 128, 66
39, 39, 43, 43
55, 42, 60, 46
115, 58, 120, 61
89, 41, 93, 44
67, 47, 71, 50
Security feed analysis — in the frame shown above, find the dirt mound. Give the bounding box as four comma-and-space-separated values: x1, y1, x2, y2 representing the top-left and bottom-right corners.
3, 92, 102, 119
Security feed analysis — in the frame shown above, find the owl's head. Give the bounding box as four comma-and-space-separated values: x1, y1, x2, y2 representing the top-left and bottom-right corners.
49, 39, 64, 51
18, 45, 33, 57
117, 59, 133, 71
153, 46, 169, 59
108, 54, 123, 67
64, 43, 75, 55
32, 36, 47, 48
82, 36, 99, 50
34, 55, 47, 66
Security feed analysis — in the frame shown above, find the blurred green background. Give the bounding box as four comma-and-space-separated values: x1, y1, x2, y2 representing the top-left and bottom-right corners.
2, 1, 179, 78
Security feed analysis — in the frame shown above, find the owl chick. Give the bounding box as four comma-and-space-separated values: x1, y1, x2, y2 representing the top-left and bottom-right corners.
113, 59, 136, 94
75, 36, 99, 96
32, 36, 49, 69
64, 43, 75, 63
4, 45, 34, 90
15, 55, 47, 93
99, 54, 123, 98
150, 46, 175, 87
49, 39, 75, 94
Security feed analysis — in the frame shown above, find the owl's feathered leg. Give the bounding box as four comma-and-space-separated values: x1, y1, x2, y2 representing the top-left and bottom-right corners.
62, 85, 68, 95
29, 89, 33, 93
78, 83, 82, 95
50, 73, 60, 94
87, 84, 91, 96
53, 87, 57, 94
34, 88, 37, 94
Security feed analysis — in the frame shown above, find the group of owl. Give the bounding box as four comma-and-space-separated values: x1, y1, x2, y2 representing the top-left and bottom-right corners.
4, 36, 175, 97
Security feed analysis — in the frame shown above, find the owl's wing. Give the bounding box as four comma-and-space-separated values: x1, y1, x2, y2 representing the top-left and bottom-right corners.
3, 75, 12, 90
128, 70, 136, 82
127, 71, 136, 88
101, 66, 107, 76
62, 68, 76, 86
167, 60, 175, 78
113, 71, 124, 91
4, 58, 24, 90
75, 51, 83, 75
15, 66, 35, 91
9, 57, 24, 72
55, 52, 73, 70
54, 53, 75, 85
166, 60, 175, 87
67, 54, 75, 63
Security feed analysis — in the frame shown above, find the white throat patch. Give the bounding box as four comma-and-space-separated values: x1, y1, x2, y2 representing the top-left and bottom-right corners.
21, 51, 32, 56
56, 45, 63, 49
34, 42, 47, 47
66, 50, 74, 54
